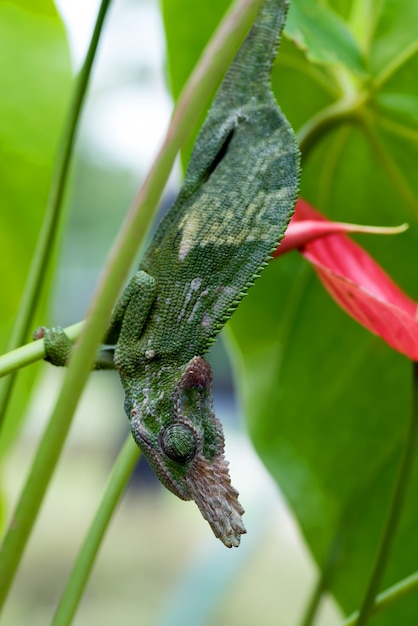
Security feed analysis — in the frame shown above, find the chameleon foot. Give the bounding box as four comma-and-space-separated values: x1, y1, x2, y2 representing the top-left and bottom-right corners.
33, 326, 73, 366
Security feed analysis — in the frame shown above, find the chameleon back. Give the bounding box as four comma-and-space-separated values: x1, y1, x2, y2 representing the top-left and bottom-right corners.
139, 0, 300, 360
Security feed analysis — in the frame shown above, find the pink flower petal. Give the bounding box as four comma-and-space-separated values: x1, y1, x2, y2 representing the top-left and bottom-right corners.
277, 211, 407, 256
310, 258, 418, 360
276, 199, 418, 360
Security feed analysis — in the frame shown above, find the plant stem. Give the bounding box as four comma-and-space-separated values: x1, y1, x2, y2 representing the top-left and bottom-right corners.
343, 570, 418, 626
360, 115, 418, 220
0, 323, 84, 379
51, 436, 140, 626
0, 0, 112, 432
299, 572, 327, 626
351, 361, 418, 626
0, 0, 263, 613
298, 529, 343, 626
296, 96, 365, 165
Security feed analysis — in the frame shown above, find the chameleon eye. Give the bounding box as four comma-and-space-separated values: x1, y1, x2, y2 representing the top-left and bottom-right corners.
161, 424, 197, 463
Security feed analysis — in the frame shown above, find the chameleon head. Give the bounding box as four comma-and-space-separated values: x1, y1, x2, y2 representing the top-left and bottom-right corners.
129, 355, 246, 547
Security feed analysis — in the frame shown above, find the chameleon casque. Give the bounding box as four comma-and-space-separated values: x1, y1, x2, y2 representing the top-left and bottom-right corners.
38, 0, 299, 547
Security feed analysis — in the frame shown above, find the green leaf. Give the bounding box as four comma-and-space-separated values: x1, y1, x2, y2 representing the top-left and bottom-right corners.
162, 0, 418, 621
368, 0, 418, 79
227, 0, 418, 622
285, 0, 365, 73
0, 1, 72, 450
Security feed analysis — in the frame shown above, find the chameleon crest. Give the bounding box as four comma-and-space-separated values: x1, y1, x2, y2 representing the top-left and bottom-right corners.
38, 0, 299, 547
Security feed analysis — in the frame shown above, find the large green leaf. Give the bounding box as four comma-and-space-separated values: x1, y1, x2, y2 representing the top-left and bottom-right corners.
286, 0, 365, 73
0, 1, 71, 449
163, 0, 418, 622
228, 0, 418, 622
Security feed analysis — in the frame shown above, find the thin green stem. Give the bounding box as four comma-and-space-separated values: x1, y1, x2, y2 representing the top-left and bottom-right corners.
299, 572, 327, 626
343, 570, 418, 626
360, 115, 418, 220
348, 0, 377, 57
298, 529, 344, 626
296, 96, 365, 164
0, 322, 84, 379
51, 436, 140, 626
352, 361, 418, 626
0, 0, 263, 613
374, 40, 418, 90
0, 0, 112, 432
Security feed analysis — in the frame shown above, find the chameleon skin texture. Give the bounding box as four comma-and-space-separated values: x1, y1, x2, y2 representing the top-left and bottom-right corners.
39, 0, 299, 548
117, 0, 299, 547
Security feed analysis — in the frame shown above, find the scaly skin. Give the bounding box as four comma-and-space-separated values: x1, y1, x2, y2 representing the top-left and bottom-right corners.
36, 0, 300, 547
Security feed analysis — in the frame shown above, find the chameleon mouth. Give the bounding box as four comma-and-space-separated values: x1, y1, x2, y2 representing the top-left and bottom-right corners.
185, 453, 246, 548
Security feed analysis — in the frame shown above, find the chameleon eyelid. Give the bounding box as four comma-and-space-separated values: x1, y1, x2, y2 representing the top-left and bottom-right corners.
160, 423, 198, 463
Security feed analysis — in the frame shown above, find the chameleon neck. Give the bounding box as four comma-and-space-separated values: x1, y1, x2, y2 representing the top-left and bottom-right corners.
219, 0, 289, 106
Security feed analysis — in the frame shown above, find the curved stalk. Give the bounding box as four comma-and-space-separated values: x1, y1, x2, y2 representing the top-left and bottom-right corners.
0, 0, 113, 431
0, 0, 264, 612
51, 437, 140, 626
298, 528, 344, 626
352, 361, 418, 626
299, 572, 327, 626
360, 115, 418, 219
343, 570, 418, 625
296, 96, 365, 164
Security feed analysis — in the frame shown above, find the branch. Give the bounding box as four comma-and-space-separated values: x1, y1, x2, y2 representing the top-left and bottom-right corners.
0, 0, 263, 610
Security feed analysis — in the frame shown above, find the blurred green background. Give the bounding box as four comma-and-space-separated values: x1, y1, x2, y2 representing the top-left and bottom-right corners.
1, 0, 341, 624
3, 0, 418, 623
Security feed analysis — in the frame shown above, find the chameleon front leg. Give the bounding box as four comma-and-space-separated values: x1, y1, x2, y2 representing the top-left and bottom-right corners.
34, 270, 157, 370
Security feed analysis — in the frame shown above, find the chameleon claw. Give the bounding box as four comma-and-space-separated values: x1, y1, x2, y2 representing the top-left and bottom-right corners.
33, 325, 73, 366
33, 326, 47, 341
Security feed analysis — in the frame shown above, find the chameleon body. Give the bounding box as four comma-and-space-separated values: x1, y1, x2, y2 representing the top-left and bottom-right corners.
38, 0, 299, 547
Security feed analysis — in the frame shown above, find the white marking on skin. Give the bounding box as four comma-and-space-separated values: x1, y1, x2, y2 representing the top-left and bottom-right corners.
201, 312, 212, 329
187, 289, 209, 323
199, 286, 235, 330
177, 286, 194, 322
177, 278, 204, 322
178, 216, 200, 261
190, 277, 202, 291
176, 146, 294, 257
177, 191, 276, 259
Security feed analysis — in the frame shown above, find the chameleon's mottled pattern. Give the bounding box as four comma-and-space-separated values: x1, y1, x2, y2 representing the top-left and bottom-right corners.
139, 1, 299, 359
39, 0, 299, 547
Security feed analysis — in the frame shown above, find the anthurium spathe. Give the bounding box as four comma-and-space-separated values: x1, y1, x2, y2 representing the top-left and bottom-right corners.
275, 199, 418, 360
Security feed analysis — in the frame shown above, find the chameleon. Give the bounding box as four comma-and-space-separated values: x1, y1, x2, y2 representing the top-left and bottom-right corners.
36, 0, 299, 548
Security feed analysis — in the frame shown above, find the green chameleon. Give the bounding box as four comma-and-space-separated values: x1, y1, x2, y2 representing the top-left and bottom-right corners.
36, 0, 299, 548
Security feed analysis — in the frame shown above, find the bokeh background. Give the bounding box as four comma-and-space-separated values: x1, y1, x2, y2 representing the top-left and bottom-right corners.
1, 0, 341, 624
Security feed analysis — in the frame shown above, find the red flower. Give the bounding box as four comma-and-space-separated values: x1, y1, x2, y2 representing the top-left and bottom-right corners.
274, 199, 418, 360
